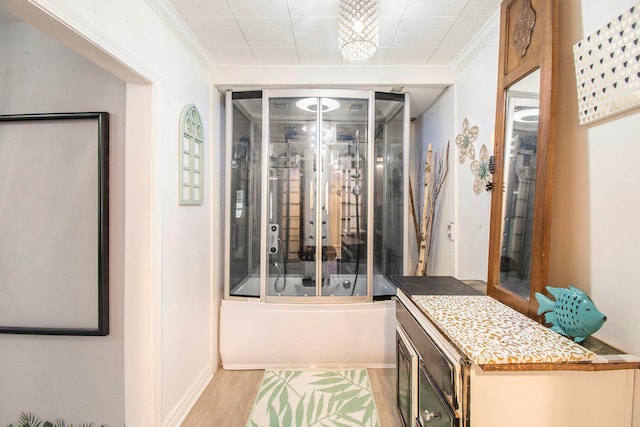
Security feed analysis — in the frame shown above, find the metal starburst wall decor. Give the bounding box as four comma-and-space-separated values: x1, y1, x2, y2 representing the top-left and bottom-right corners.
471, 144, 492, 194
455, 118, 478, 163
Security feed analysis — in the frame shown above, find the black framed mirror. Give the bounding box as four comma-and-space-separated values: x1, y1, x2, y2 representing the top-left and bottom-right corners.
0, 112, 109, 335
487, 0, 558, 319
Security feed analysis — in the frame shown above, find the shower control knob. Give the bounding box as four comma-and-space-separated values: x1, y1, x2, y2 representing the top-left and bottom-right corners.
268, 224, 279, 254
422, 410, 441, 422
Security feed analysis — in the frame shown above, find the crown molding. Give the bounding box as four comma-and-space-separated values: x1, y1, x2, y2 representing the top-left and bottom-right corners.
145, 0, 217, 73
451, 10, 500, 75
212, 64, 455, 88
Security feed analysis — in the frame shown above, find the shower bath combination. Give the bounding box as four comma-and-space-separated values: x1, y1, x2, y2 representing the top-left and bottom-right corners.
220, 89, 409, 368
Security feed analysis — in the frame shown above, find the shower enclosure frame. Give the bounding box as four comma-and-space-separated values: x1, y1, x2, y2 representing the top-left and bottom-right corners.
224, 89, 410, 304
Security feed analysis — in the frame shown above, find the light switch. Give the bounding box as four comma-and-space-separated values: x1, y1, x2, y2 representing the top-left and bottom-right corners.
447, 223, 455, 241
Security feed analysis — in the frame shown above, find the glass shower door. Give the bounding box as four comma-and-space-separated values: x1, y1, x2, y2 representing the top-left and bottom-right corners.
266, 95, 316, 298
320, 97, 369, 297
265, 92, 370, 300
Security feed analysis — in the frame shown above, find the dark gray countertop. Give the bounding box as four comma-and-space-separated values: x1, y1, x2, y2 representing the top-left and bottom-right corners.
390, 275, 485, 296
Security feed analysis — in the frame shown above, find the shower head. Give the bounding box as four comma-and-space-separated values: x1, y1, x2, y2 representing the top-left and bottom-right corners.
232, 135, 250, 168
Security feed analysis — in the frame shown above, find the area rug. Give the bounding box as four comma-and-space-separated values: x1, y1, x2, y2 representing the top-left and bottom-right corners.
246, 369, 380, 427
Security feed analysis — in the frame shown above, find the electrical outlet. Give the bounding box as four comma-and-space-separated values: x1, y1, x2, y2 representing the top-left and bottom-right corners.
447, 222, 455, 241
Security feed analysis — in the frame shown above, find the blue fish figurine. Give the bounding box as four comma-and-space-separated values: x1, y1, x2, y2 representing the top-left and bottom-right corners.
535, 285, 606, 343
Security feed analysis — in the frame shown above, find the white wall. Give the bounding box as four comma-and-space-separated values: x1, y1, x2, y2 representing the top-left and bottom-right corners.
551, 0, 640, 356
413, 15, 499, 280
0, 0, 218, 425
451, 20, 499, 281
413, 88, 456, 275
0, 22, 126, 425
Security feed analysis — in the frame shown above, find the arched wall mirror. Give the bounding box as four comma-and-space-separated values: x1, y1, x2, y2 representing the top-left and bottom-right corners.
488, 0, 558, 318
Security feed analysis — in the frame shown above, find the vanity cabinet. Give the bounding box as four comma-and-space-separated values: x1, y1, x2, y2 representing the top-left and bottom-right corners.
393, 277, 639, 427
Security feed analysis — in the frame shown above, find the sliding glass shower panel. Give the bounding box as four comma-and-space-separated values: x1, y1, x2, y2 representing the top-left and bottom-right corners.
228, 92, 262, 298
374, 93, 405, 278
266, 96, 315, 297
320, 97, 369, 296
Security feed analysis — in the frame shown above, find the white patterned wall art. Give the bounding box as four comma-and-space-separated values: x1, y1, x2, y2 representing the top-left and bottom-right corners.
455, 118, 478, 163
573, 3, 640, 125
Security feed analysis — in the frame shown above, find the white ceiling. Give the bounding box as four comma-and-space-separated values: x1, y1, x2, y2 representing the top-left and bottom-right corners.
168, 0, 501, 116
169, 0, 500, 67
0, 7, 18, 23
0, 0, 501, 116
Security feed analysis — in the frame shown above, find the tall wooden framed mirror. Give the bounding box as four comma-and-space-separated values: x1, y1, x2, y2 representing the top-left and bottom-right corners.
487, 0, 558, 318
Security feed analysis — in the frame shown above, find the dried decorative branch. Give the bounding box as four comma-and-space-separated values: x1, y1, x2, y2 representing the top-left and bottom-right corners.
415, 145, 432, 275
408, 177, 420, 250
415, 141, 450, 276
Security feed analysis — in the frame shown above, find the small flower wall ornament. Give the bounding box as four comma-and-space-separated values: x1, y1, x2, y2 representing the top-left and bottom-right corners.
455, 118, 478, 163
471, 144, 492, 194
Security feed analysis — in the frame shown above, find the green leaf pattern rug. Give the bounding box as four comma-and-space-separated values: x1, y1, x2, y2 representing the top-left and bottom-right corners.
246, 369, 380, 427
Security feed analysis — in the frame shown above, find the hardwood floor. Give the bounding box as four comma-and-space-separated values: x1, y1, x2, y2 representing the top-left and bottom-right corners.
366, 369, 403, 427
181, 368, 403, 427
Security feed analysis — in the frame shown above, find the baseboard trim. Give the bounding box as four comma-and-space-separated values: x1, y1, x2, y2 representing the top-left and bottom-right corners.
162, 363, 214, 427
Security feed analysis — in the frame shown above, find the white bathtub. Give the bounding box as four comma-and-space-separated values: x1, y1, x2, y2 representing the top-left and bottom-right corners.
220, 276, 397, 369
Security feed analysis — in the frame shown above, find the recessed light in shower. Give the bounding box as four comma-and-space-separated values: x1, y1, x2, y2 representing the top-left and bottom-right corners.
296, 98, 340, 113
513, 108, 539, 123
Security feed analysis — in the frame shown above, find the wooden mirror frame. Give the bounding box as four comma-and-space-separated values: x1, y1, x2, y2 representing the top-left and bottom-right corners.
487, 0, 558, 319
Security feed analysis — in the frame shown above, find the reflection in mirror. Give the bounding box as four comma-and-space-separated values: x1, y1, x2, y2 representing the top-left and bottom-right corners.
499, 69, 540, 300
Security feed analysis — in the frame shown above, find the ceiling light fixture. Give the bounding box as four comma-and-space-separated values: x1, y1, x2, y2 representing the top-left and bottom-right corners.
296, 98, 341, 113
338, 0, 378, 61
513, 108, 539, 123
